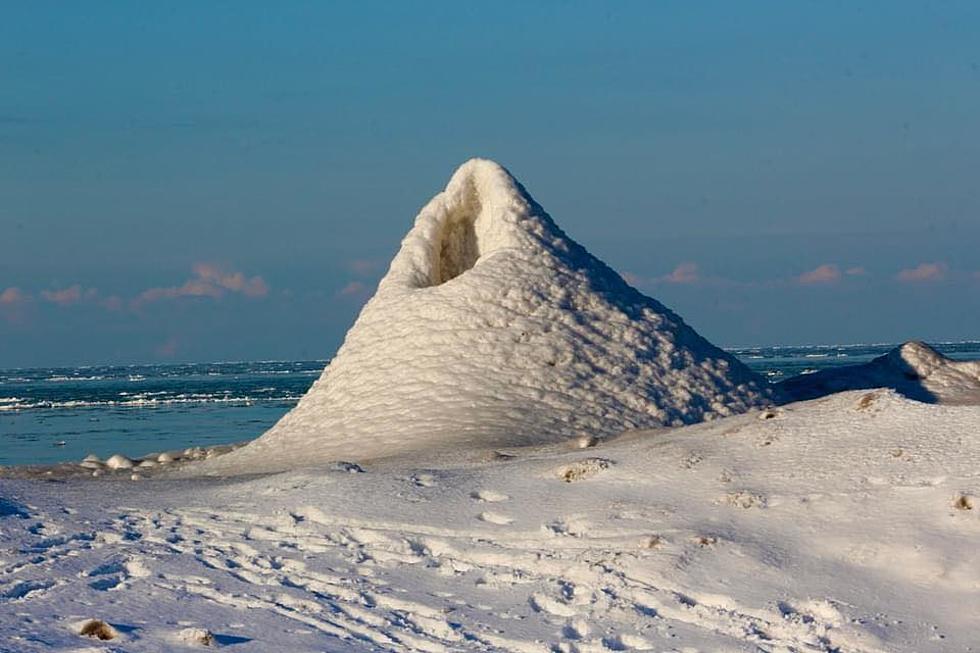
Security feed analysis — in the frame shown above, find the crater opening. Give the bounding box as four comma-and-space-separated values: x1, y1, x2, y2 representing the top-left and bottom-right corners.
433, 182, 483, 285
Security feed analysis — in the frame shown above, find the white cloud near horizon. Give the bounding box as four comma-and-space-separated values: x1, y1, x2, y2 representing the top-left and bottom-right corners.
0, 287, 27, 306
896, 262, 947, 283
797, 264, 842, 285
132, 263, 269, 308
4, 265, 269, 317
41, 285, 92, 306
624, 263, 703, 288
796, 264, 867, 285
0, 287, 29, 324
336, 280, 372, 301
662, 262, 700, 284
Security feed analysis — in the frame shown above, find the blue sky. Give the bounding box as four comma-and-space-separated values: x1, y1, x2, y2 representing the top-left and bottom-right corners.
1, 2, 979, 366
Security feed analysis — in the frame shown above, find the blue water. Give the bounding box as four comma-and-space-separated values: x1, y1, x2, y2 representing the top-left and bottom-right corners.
0, 361, 323, 467
2, 342, 979, 466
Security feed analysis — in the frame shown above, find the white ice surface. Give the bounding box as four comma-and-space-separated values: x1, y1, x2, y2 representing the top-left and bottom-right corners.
209, 159, 770, 473
3, 391, 980, 652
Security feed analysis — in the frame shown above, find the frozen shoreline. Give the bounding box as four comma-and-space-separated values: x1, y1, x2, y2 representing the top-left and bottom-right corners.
4, 342, 979, 469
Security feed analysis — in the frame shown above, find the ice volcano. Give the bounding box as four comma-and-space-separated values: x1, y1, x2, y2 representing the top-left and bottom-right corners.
778, 340, 980, 405
212, 159, 771, 472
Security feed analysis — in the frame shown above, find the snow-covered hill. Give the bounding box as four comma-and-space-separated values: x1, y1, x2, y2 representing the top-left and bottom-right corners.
210, 159, 770, 473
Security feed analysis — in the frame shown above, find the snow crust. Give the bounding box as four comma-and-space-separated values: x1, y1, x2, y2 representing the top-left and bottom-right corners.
3, 392, 980, 651
213, 159, 770, 473
778, 341, 980, 405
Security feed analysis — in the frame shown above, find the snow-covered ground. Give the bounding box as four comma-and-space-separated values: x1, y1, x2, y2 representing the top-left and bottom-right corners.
3, 390, 980, 652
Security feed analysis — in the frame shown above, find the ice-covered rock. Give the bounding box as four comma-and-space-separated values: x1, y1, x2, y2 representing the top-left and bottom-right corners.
105, 454, 134, 470
777, 341, 980, 405
78, 619, 117, 641
212, 159, 771, 472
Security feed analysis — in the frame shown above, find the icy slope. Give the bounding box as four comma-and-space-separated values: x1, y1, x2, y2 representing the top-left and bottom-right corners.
3, 391, 980, 652
213, 159, 770, 472
778, 341, 980, 405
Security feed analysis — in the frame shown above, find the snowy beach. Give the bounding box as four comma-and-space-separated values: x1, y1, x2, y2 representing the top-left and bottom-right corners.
3, 390, 979, 652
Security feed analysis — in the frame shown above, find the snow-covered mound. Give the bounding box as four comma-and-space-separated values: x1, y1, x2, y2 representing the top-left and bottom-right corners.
215, 159, 770, 472
778, 341, 980, 405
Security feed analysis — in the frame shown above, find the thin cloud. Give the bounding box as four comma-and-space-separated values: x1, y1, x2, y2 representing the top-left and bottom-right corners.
897, 262, 947, 283
336, 281, 370, 299
797, 264, 842, 285
0, 287, 29, 324
0, 287, 27, 306
621, 272, 646, 287
845, 267, 866, 276
192, 263, 269, 298
40, 285, 96, 306
100, 295, 124, 312
662, 262, 700, 284
133, 263, 269, 308
347, 259, 380, 276
626, 265, 740, 288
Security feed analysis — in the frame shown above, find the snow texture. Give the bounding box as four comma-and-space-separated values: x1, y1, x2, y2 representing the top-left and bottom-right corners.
3, 391, 980, 651
212, 159, 770, 473
778, 341, 980, 405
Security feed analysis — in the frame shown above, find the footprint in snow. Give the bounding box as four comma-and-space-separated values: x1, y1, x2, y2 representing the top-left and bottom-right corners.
471, 490, 509, 503
603, 633, 655, 651
328, 461, 365, 473
529, 592, 577, 617
477, 511, 514, 525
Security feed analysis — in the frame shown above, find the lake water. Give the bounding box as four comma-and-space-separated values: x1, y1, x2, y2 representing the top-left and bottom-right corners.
2, 342, 979, 466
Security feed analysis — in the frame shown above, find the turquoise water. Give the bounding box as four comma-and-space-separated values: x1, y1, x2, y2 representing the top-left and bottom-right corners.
2, 342, 978, 466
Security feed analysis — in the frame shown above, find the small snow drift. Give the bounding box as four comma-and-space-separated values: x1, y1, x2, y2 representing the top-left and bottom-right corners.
777, 341, 980, 405
209, 159, 771, 473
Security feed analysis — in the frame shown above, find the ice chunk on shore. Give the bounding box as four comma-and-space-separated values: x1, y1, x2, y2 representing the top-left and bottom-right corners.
209, 159, 771, 473
778, 341, 980, 405
105, 454, 134, 470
